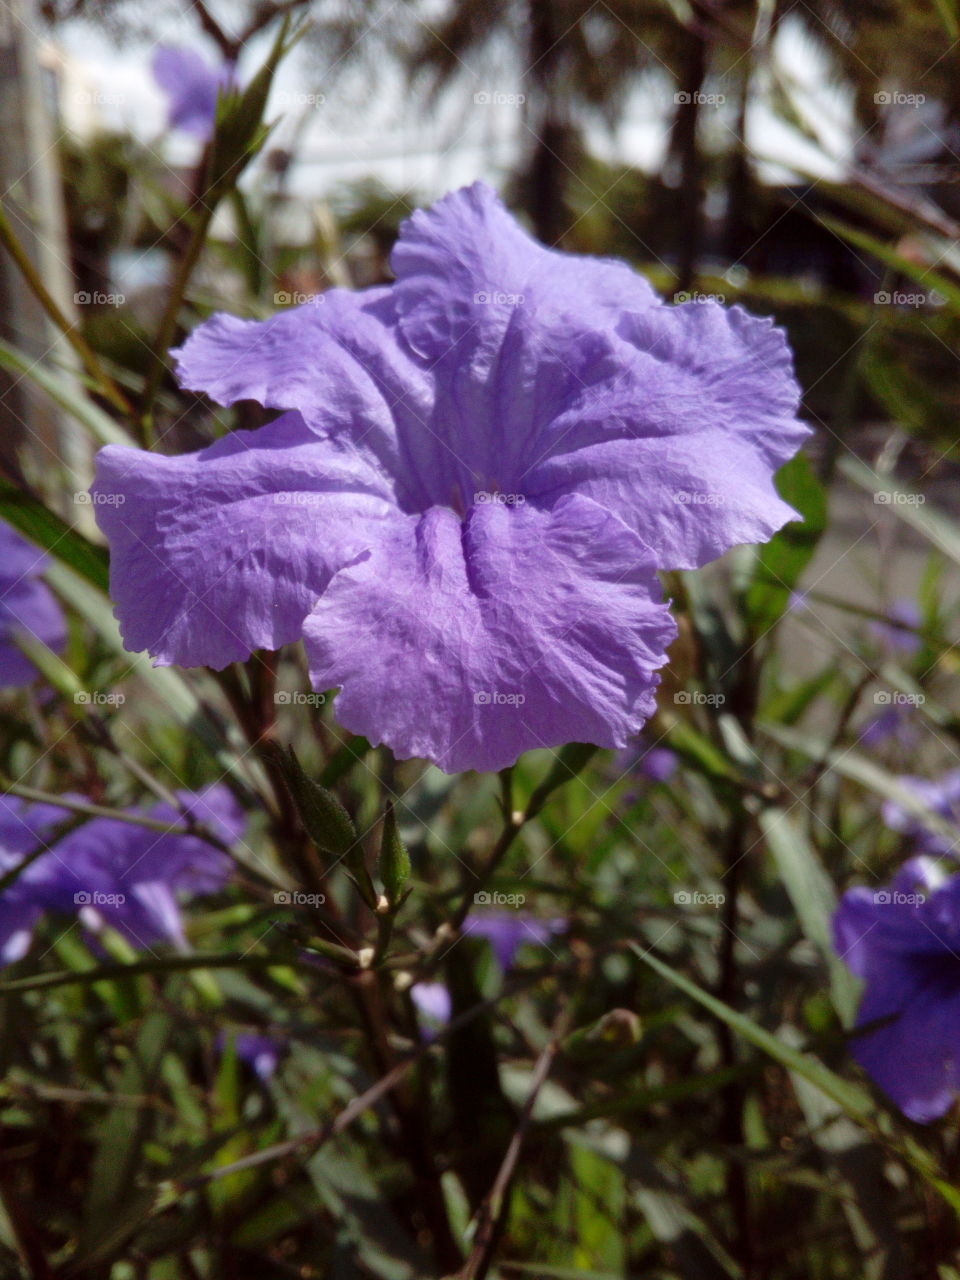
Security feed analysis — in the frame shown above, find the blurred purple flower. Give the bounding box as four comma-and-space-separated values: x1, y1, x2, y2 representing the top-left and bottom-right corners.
833, 857, 960, 1121
93, 183, 808, 773
0, 522, 67, 689
869, 599, 922, 656
464, 910, 565, 970
151, 46, 236, 138
410, 981, 452, 1032
882, 770, 960, 857
859, 703, 918, 749
636, 744, 678, 783
0, 785, 244, 963
218, 1031, 286, 1081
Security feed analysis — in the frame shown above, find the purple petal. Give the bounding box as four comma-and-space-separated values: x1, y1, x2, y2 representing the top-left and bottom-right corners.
464, 911, 565, 970
523, 302, 808, 568
410, 981, 452, 1027
151, 45, 234, 137
303, 495, 676, 774
92, 411, 403, 668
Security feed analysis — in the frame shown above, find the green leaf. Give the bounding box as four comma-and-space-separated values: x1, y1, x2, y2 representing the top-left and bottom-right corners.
758, 807, 859, 1025
745, 452, 827, 637
630, 943, 875, 1123
525, 744, 599, 819
0, 482, 108, 591
0, 338, 134, 446
74, 1011, 173, 1264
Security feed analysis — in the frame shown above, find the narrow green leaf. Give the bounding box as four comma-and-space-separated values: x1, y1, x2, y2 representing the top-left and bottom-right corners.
758, 807, 859, 1025
630, 943, 875, 1122
0, 483, 108, 590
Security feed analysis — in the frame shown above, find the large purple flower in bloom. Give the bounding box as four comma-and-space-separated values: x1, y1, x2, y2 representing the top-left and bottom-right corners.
151, 46, 235, 138
882, 770, 960, 857
93, 184, 807, 773
0, 785, 244, 963
833, 857, 960, 1121
0, 522, 67, 689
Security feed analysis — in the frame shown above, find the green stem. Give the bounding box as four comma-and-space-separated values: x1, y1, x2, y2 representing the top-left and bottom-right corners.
0, 201, 133, 416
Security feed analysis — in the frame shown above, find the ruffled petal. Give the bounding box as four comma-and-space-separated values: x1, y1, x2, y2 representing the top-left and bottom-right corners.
92, 411, 403, 668
390, 183, 661, 503
303, 494, 676, 774
522, 301, 808, 568
172, 290, 438, 513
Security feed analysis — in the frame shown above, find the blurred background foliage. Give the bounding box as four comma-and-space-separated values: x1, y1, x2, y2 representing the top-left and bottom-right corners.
1, 0, 960, 1278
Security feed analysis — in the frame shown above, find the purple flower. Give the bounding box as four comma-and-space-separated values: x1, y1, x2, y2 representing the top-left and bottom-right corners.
833, 857, 960, 1121
0, 785, 244, 962
882, 770, 960, 857
218, 1031, 286, 1081
151, 46, 236, 138
93, 183, 807, 773
410, 980, 452, 1031
464, 910, 565, 970
859, 703, 918, 749
0, 522, 67, 689
869, 599, 922, 656
636, 744, 678, 783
